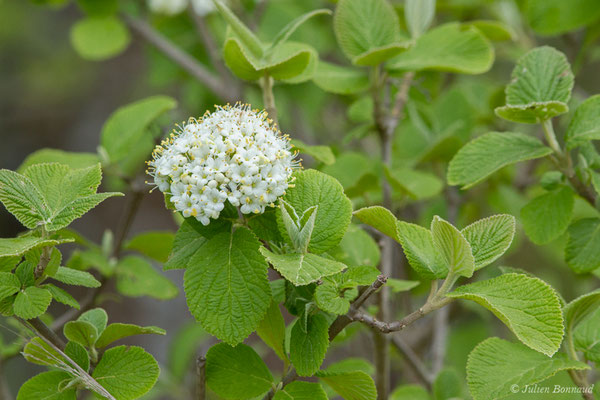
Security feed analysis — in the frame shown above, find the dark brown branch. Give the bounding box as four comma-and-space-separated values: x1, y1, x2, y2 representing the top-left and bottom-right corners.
123, 15, 238, 102
19, 318, 65, 351
34, 246, 51, 280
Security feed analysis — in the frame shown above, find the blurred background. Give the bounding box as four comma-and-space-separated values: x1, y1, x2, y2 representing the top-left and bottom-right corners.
1, 0, 600, 398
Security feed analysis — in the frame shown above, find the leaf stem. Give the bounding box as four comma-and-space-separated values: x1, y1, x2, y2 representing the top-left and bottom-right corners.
541, 119, 564, 158
564, 329, 595, 400
260, 74, 278, 127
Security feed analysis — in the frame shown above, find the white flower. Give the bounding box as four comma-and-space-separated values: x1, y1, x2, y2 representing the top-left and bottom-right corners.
191, 0, 217, 16
147, 0, 188, 15
147, 104, 297, 225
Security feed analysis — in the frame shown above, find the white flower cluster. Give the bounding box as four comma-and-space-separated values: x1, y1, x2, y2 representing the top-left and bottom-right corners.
147, 0, 218, 16
147, 104, 297, 225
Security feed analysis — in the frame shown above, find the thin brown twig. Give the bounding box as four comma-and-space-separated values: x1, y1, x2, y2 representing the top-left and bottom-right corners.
196, 355, 206, 400
123, 15, 238, 102
20, 317, 65, 351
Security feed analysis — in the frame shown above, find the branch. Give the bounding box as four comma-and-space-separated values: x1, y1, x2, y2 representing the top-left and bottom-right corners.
196, 355, 206, 400
20, 317, 65, 351
263, 275, 387, 400
391, 335, 433, 389
123, 15, 238, 102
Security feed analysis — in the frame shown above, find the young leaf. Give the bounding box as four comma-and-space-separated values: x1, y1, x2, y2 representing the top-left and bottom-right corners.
52, 267, 101, 288
124, 231, 174, 263
14, 287, 52, 319
495, 46, 573, 123
315, 279, 358, 315
461, 215, 516, 270
96, 323, 166, 349
269, 9, 332, 50
387, 23, 494, 74
405, 0, 436, 38
563, 289, 600, 333
431, 216, 475, 278
17, 371, 76, 400
23, 337, 65, 367
101, 96, 176, 164
70, 16, 130, 61
312, 61, 370, 95
260, 248, 347, 286
116, 256, 178, 300
44, 284, 80, 309
0, 272, 22, 300
565, 95, 600, 149
565, 218, 600, 273
65, 341, 90, 371
334, 0, 405, 65
279, 170, 352, 254
92, 345, 160, 400
79, 308, 108, 335
525, 0, 600, 36
447, 132, 553, 188
397, 221, 447, 279
520, 186, 574, 245
205, 342, 273, 398
467, 337, 589, 400
290, 139, 335, 165
279, 201, 318, 253
256, 300, 287, 361
273, 381, 328, 400
354, 206, 400, 242
184, 227, 271, 345
448, 273, 564, 356
213, 0, 263, 57
64, 320, 99, 348
316, 368, 377, 400
0, 169, 49, 229
290, 314, 329, 376
574, 308, 600, 363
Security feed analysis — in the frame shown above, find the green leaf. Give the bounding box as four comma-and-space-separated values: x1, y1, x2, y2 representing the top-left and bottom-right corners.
521, 186, 574, 245
0, 272, 23, 300
0, 169, 49, 229
563, 289, 600, 333
388, 23, 494, 74
397, 221, 447, 279
353, 43, 410, 67
385, 167, 443, 200
448, 273, 564, 356
463, 20, 516, 41
495, 46, 573, 123
334, 0, 405, 65
214, 0, 263, 57
184, 227, 271, 345
387, 279, 420, 293
78, 308, 108, 335
18, 149, 100, 173
574, 308, 600, 363
14, 287, 52, 319
467, 337, 589, 400
70, 16, 130, 61
44, 284, 80, 309
17, 371, 76, 400
92, 345, 160, 400
116, 256, 178, 300
433, 368, 463, 400
405, 0, 435, 38
316, 368, 377, 400
274, 381, 328, 400
461, 215, 516, 270
65, 341, 90, 371
565, 218, 600, 273
431, 216, 474, 278
96, 323, 166, 349
124, 231, 174, 263
565, 95, 600, 149
315, 279, 357, 315
329, 225, 380, 268
52, 267, 101, 288
279, 170, 352, 254
290, 313, 329, 376
206, 342, 273, 398
269, 9, 332, 50
345, 265, 381, 285
354, 206, 400, 242
525, 0, 600, 36
76, 0, 117, 16
64, 320, 99, 348
290, 139, 335, 165
23, 337, 65, 367
101, 96, 176, 163
447, 132, 553, 188
312, 61, 370, 95
260, 249, 347, 286
256, 300, 287, 361
390, 384, 430, 400
164, 219, 212, 271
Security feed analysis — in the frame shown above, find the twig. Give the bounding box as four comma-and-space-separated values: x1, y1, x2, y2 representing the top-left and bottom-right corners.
260, 75, 278, 126
123, 15, 237, 102
263, 275, 387, 400
391, 335, 433, 389
20, 318, 65, 351
34, 246, 51, 280
196, 355, 206, 400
